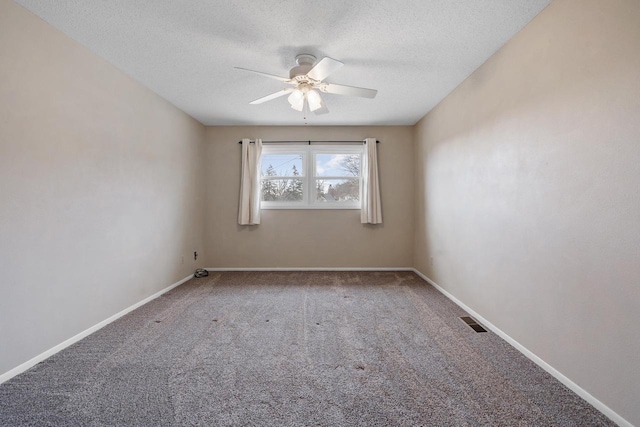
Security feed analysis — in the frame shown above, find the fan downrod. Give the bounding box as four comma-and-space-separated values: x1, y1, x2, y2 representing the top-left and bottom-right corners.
295, 54, 316, 66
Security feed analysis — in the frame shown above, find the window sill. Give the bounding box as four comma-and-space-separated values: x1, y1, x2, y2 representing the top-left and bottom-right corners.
261, 204, 361, 210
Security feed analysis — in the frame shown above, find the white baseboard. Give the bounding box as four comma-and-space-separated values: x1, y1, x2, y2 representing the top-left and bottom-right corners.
410, 268, 631, 427
206, 267, 414, 272
0, 274, 193, 385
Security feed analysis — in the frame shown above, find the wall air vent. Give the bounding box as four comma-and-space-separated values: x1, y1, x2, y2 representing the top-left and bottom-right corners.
460, 316, 487, 333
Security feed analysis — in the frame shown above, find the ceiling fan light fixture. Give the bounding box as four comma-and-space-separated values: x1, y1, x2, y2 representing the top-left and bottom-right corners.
307, 89, 322, 112
288, 89, 304, 111
288, 88, 303, 102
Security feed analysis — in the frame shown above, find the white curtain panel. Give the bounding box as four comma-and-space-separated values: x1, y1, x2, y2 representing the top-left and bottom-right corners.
238, 138, 263, 225
361, 137, 383, 224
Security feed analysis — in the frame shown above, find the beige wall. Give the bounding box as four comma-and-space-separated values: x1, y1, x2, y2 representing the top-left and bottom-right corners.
204, 126, 414, 268
413, 0, 640, 424
0, 0, 206, 375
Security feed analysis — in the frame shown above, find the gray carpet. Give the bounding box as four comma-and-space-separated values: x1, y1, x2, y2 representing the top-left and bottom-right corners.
0, 271, 612, 426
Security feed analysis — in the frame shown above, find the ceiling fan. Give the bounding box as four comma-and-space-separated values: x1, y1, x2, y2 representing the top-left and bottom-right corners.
235, 54, 377, 115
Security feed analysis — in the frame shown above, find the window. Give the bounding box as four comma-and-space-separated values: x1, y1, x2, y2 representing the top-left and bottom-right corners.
260, 144, 363, 209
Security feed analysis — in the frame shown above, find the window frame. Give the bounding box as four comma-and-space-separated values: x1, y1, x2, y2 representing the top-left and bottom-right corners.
260, 144, 363, 210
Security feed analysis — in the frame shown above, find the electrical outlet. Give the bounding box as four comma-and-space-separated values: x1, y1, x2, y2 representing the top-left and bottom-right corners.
194, 251, 198, 261
181, 256, 184, 264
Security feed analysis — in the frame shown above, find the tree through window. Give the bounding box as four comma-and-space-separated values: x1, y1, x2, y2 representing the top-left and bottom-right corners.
260, 153, 304, 202
315, 154, 361, 202
260, 145, 362, 209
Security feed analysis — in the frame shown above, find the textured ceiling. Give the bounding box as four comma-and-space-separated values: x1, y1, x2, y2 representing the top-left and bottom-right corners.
15, 0, 550, 126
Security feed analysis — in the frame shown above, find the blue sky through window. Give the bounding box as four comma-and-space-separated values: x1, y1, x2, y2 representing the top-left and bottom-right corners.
261, 154, 303, 176
315, 154, 360, 177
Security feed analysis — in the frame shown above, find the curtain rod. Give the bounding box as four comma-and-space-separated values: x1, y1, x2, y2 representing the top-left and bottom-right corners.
237, 140, 379, 145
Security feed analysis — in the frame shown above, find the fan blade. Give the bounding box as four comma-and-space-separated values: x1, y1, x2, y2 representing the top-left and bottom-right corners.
235, 67, 291, 82
307, 57, 344, 81
250, 88, 293, 105
322, 83, 377, 98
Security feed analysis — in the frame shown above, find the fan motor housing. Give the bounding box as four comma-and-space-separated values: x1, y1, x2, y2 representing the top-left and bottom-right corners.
289, 54, 316, 79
